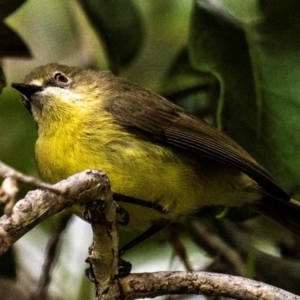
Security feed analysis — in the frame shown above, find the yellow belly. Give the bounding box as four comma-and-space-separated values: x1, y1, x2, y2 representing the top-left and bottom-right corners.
35, 122, 260, 230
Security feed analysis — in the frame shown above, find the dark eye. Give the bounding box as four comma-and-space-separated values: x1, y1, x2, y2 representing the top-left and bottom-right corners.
54, 73, 69, 84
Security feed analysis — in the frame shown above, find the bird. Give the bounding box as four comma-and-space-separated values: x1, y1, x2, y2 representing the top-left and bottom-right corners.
11, 63, 300, 245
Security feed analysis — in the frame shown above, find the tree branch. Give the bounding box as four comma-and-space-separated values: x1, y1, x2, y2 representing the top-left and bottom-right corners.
0, 161, 65, 194
84, 179, 120, 299
0, 169, 109, 255
0, 166, 299, 300
119, 271, 300, 300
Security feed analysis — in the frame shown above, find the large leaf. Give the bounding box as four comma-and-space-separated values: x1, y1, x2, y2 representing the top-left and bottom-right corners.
161, 48, 219, 122
0, 23, 31, 57
78, 0, 144, 73
0, 0, 27, 20
188, 0, 300, 194
0, 0, 31, 59
0, 65, 5, 94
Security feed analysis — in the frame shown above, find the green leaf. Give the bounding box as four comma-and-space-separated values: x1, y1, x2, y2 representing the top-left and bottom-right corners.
0, 23, 31, 57
188, 0, 300, 193
78, 0, 144, 73
162, 47, 219, 122
0, 89, 36, 174
0, 0, 27, 20
248, 0, 300, 193
0, 65, 6, 95
188, 1, 258, 155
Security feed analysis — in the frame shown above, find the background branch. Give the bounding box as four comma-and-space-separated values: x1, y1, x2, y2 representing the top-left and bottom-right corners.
31, 211, 73, 300
119, 271, 300, 300
189, 220, 245, 276
0, 177, 19, 214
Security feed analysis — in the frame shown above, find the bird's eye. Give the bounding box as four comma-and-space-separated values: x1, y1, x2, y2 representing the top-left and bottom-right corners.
54, 73, 69, 84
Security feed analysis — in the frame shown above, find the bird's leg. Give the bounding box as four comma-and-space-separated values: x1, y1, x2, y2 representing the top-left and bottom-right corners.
115, 202, 130, 225
114, 194, 170, 257
84, 257, 97, 283
117, 258, 132, 278
118, 224, 165, 256
113, 193, 167, 213
113, 195, 170, 276
117, 225, 167, 277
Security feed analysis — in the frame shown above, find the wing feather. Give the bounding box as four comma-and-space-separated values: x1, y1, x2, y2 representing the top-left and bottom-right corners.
103, 75, 289, 201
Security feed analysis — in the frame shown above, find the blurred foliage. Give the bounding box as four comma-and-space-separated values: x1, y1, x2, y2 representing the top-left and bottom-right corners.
0, 0, 31, 58
0, 22, 31, 57
214, 218, 300, 295
0, 65, 5, 95
0, 0, 27, 19
1, 0, 300, 299
161, 47, 220, 125
0, 0, 31, 93
189, 0, 300, 195
78, 0, 144, 73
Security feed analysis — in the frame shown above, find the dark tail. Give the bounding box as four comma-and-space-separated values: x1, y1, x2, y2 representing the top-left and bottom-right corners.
248, 198, 300, 237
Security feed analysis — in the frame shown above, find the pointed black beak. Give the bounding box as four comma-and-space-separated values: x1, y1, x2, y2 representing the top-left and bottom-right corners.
11, 83, 43, 99
11, 83, 44, 114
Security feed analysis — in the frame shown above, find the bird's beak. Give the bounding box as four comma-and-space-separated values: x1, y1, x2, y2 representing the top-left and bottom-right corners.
11, 83, 44, 114
11, 83, 43, 99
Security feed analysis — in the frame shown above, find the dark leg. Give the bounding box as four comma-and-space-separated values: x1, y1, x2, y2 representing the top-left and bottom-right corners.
115, 202, 130, 225
113, 193, 167, 214
118, 225, 165, 256
116, 225, 166, 277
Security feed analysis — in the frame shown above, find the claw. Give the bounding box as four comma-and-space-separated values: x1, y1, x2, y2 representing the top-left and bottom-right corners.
82, 205, 91, 222
115, 202, 130, 225
117, 258, 132, 277
84, 257, 98, 283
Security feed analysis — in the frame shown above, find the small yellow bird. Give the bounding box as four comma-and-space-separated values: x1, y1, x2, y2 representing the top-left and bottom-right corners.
11, 63, 300, 241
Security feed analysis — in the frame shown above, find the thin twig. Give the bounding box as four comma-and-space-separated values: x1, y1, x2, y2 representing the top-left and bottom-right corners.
31, 211, 73, 300
0, 161, 66, 194
0, 177, 19, 214
189, 220, 245, 276
167, 224, 193, 271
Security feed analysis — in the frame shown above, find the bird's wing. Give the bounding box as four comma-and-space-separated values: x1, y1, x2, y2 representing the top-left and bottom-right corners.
103, 78, 289, 201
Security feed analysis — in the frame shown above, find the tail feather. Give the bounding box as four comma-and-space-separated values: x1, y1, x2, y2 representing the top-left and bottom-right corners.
248, 198, 300, 237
